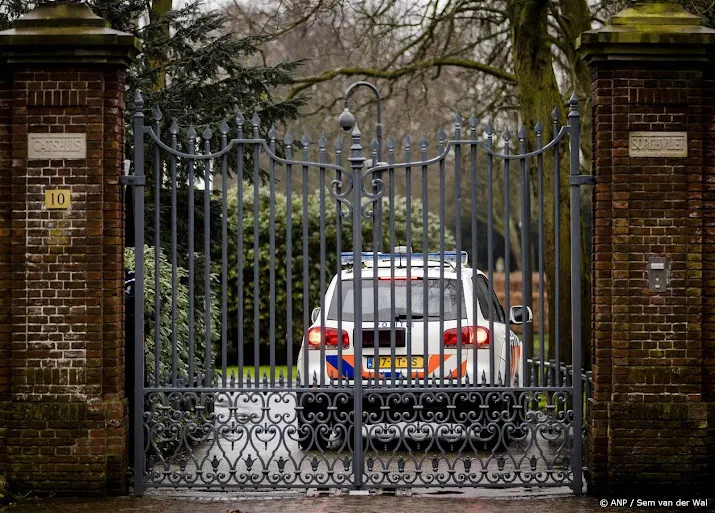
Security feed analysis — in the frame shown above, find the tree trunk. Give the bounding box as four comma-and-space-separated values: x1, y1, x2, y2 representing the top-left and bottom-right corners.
559, 0, 594, 371
508, 0, 573, 370
147, 0, 172, 91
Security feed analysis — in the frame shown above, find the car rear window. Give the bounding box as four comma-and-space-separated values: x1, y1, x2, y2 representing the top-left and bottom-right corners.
326, 278, 466, 322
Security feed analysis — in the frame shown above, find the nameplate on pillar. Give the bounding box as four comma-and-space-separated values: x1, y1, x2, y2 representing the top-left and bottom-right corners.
628, 132, 687, 158
28, 133, 87, 160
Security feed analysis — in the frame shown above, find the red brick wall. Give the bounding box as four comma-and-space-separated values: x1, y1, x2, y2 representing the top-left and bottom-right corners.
703, 64, 715, 491
0, 66, 127, 495
589, 63, 711, 492
0, 68, 11, 475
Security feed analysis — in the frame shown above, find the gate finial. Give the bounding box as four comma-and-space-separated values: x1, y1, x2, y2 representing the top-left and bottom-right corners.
134, 90, 143, 116
517, 125, 527, 141
284, 130, 294, 146
569, 93, 580, 117
235, 111, 245, 127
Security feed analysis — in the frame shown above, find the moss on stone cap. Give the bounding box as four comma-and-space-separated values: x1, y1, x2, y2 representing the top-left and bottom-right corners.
577, 1, 715, 62
0, 1, 140, 66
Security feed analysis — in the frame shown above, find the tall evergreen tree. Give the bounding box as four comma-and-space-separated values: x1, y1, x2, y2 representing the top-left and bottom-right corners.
0, 0, 306, 170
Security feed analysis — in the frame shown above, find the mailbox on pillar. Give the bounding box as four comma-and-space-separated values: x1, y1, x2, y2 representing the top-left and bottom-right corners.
648, 257, 668, 293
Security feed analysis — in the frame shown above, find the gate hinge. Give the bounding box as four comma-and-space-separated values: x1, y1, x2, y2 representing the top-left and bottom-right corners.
120, 175, 146, 186
570, 175, 596, 186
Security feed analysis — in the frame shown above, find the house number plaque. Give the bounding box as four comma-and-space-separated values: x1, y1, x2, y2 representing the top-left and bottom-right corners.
45, 189, 71, 210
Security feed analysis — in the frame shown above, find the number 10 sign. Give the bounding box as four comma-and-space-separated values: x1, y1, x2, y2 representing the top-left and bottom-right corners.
45, 189, 71, 210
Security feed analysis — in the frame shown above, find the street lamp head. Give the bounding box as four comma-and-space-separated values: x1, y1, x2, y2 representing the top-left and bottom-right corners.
338, 108, 356, 132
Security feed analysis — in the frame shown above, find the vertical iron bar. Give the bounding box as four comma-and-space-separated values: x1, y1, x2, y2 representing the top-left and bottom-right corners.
319, 136, 327, 387
349, 127, 365, 488
170, 123, 178, 386
236, 115, 245, 387
388, 144, 396, 387
269, 131, 277, 387
438, 131, 446, 386
470, 117, 478, 387
503, 129, 511, 387
221, 124, 229, 387
302, 140, 310, 386
335, 139, 344, 386
132, 92, 145, 496
187, 126, 196, 387
569, 95, 583, 495
553, 109, 561, 387
519, 129, 528, 388
286, 135, 294, 388
454, 118, 463, 382
153, 114, 161, 387
252, 116, 260, 387
203, 131, 212, 387
523, 146, 533, 386
486, 125, 495, 385
537, 124, 546, 388
404, 137, 412, 387
372, 145, 380, 388
421, 139, 429, 383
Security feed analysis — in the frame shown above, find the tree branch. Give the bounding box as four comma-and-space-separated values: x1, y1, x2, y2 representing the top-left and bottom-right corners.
286, 58, 516, 99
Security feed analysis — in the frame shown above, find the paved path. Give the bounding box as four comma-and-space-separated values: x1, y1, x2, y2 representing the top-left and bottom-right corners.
1, 495, 706, 513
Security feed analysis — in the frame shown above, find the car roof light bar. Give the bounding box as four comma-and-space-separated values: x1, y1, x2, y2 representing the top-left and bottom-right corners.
340, 251, 468, 267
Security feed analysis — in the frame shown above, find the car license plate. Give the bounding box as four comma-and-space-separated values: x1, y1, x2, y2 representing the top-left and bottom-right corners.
366, 356, 424, 369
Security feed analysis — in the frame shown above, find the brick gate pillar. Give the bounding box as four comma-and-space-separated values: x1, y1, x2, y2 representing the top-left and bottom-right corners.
578, 1, 715, 495
0, 3, 139, 495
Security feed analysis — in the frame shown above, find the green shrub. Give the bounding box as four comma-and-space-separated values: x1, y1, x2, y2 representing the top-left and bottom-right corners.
125, 245, 220, 382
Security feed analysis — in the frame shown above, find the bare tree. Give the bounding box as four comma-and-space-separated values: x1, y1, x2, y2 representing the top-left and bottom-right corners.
224, 0, 715, 369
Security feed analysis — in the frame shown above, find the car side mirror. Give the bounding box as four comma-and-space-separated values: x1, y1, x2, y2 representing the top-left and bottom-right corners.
509, 305, 533, 325
311, 307, 321, 324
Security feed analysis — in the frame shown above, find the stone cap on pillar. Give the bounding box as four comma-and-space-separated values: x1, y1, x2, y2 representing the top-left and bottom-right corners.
0, 1, 140, 66
577, 0, 715, 63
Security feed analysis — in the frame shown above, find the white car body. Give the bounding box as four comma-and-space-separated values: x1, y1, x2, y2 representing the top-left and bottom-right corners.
296, 253, 525, 387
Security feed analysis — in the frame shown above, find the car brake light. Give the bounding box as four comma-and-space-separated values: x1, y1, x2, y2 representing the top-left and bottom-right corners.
307, 326, 349, 350
443, 326, 489, 349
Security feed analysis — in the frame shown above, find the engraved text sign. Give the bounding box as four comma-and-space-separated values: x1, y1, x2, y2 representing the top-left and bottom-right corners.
629, 132, 687, 158
28, 133, 87, 160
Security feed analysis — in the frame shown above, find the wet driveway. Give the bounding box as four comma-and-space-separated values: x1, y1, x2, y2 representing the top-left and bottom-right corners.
1, 494, 710, 513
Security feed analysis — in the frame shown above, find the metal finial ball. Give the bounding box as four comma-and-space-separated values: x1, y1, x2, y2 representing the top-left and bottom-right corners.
338, 108, 356, 132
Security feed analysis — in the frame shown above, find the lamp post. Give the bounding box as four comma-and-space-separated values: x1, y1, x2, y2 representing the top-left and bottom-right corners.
338, 81, 383, 162
337, 81, 384, 250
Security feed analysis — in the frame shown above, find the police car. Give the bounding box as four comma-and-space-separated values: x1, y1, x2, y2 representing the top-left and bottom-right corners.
295, 249, 531, 450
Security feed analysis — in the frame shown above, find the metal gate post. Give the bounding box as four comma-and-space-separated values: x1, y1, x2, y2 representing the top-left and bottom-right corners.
132, 91, 146, 496
568, 93, 583, 495
348, 125, 365, 488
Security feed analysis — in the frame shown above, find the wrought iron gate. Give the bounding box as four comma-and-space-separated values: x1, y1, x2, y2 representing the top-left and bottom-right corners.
127, 90, 587, 495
